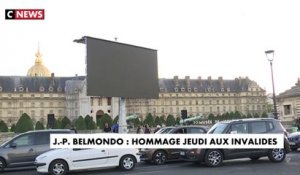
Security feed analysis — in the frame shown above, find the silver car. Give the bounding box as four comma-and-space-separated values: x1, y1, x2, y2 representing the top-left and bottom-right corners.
0, 129, 74, 172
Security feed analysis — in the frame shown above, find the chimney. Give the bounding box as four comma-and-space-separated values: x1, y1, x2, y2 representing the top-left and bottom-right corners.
218, 76, 224, 87
208, 76, 212, 86
185, 76, 190, 87
173, 76, 179, 86
197, 76, 202, 86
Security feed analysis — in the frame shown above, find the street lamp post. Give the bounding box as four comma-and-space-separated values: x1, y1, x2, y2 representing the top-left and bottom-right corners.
265, 50, 278, 119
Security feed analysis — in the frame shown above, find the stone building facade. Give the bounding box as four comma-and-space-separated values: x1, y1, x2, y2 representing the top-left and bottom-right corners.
277, 78, 300, 122
126, 76, 268, 118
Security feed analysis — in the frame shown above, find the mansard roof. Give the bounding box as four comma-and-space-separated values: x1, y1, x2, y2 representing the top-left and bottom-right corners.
277, 80, 300, 98
0, 76, 85, 93
158, 76, 263, 93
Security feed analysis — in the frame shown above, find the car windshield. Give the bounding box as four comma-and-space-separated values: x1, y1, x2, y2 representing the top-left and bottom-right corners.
208, 123, 228, 134
155, 127, 174, 134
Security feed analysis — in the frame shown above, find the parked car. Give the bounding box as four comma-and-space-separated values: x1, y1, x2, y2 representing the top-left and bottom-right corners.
139, 126, 207, 165
180, 118, 291, 167
154, 127, 175, 134
288, 132, 300, 151
0, 129, 74, 172
35, 148, 140, 175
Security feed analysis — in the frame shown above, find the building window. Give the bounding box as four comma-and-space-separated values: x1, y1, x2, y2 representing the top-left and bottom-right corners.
8, 102, 12, 107
174, 88, 178, 92
107, 97, 112, 106
31, 94, 35, 97
31, 102, 35, 107
98, 98, 102, 106
176, 101, 179, 105
49, 86, 54, 92
284, 105, 291, 115
31, 110, 35, 117
170, 107, 173, 113
40, 110, 44, 117
50, 102, 53, 107
39, 86, 44, 92
19, 102, 23, 108
90, 97, 94, 106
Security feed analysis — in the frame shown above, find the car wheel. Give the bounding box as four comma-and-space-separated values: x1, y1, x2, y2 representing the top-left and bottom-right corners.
291, 148, 298, 151
268, 148, 286, 162
119, 155, 136, 171
152, 150, 167, 165
249, 156, 260, 160
0, 158, 6, 172
49, 159, 68, 175
204, 150, 223, 167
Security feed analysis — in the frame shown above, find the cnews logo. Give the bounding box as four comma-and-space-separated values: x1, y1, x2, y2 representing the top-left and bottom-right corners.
5, 9, 44, 20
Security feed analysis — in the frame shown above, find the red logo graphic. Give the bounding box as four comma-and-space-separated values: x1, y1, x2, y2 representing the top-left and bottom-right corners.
5, 9, 45, 20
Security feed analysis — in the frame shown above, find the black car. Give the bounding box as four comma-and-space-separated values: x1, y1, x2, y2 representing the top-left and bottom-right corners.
288, 132, 300, 151
180, 118, 291, 167
0, 129, 74, 172
139, 126, 207, 165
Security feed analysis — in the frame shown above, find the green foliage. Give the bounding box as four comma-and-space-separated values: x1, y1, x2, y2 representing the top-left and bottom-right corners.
15, 113, 34, 133
133, 118, 141, 127
154, 116, 162, 126
75, 116, 87, 130
61, 116, 71, 129
35, 121, 45, 130
254, 113, 260, 118
208, 113, 215, 124
0, 120, 8, 132
143, 113, 155, 127
99, 114, 113, 129
113, 115, 119, 124
175, 117, 181, 125
84, 115, 96, 130
10, 124, 16, 132
166, 114, 175, 126
160, 115, 166, 125
53, 118, 62, 129
247, 113, 253, 118
234, 111, 242, 119
261, 111, 268, 118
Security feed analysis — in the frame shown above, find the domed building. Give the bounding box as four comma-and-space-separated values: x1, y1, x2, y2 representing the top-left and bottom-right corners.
27, 48, 51, 77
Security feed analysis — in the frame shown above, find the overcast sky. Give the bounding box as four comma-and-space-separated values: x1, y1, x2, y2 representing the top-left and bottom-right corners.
1, 0, 300, 94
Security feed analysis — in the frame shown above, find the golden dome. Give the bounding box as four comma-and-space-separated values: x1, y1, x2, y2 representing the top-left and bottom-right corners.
27, 48, 51, 77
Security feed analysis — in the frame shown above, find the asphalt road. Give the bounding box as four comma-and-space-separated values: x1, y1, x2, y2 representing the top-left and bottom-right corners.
2, 151, 300, 175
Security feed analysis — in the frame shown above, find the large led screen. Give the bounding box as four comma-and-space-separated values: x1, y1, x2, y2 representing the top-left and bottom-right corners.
85, 37, 159, 98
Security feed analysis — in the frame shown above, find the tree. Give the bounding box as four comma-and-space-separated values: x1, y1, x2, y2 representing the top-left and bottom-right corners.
247, 113, 253, 118
154, 116, 162, 126
175, 117, 181, 125
35, 121, 45, 130
144, 113, 154, 127
261, 111, 268, 118
133, 117, 141, 127
15, 113, 34, 133
254, 113, 260, 118
113, 115, 119, 124
208, 113, 215, 124
0, 120, 8, 132
85, 115, 96, 130
166, 114, 175, 126
53, 118, 62, 129
99, 114, 113, 129
160, 115, 166, 125
61, 116, 71, 129
10, 124, 16, 132
75, 116, 87, 130
234, 111, 242, 119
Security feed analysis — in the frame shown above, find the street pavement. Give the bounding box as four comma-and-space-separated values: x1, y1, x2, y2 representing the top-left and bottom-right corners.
2, 151, 300, 175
